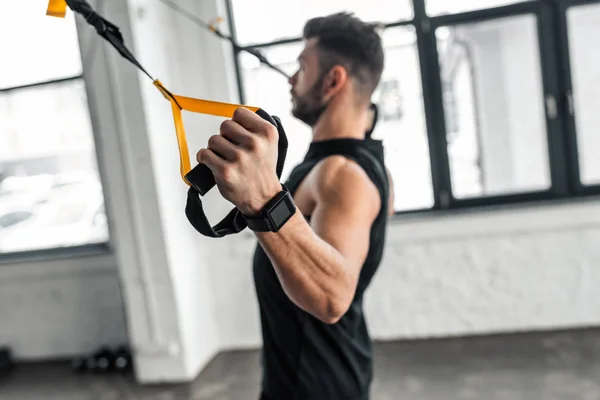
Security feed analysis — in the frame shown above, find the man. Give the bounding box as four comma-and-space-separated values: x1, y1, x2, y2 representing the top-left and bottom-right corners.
197, 12, 390, 400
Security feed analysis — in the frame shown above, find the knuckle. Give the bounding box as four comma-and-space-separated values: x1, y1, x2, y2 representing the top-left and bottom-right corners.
220, 119, 233, 133
265, 124, 278, 141
220, 165, 233, 181
231, 149, 242, 161
208, 134, 220, 148
232, 107, 246, 121
247, 136, 260, 151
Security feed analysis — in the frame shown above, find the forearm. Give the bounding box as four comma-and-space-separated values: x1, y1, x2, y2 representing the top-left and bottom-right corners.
255, 210, 354, 324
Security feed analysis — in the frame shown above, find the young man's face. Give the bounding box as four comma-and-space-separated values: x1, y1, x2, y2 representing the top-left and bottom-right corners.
288, 38, 328, 127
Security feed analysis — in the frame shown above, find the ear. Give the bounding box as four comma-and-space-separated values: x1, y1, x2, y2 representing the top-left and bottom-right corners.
322, 65, 348, 101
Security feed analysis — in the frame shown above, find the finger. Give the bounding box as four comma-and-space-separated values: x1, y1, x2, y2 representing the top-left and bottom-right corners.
232, 107, 271, 134
197, 148, 226, 173
220, 120, 254, 149
207, 134, 240, 162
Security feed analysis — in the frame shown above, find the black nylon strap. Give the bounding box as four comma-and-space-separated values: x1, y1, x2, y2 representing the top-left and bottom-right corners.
65, 0, 155, 82
185, 111, 289, 238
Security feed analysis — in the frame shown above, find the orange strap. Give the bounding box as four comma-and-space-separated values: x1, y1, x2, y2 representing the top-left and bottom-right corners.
47, 0, 260, 186
153, 80, 259, 184
46, 0, 67, 17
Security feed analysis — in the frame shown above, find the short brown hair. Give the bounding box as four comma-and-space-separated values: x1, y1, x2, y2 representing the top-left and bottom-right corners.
303, 12, 385, 101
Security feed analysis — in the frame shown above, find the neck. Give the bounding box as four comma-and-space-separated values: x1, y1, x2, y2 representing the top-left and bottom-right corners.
311, 101, 369, 142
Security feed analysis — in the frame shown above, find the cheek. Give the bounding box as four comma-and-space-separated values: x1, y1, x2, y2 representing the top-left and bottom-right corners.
295, 72, 313, 95
294, 73, 305, 90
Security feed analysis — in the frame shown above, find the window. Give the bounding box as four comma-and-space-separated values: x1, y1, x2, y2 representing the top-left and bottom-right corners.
228, 0, 600, 215
566, 3, 600, 186
437, 15, 551, 199
0, 1, 108, 255
0, 1, 83, 89
230, 0, 414, 45
370, 27, 434, 211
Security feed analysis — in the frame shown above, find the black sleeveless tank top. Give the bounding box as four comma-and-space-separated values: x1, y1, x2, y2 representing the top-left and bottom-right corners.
252, 138, 389, 400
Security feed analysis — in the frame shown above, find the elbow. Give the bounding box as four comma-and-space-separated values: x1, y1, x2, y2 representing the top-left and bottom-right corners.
316, 274, 357, 325
321, 314, 343, 325
318, 299, 351, 325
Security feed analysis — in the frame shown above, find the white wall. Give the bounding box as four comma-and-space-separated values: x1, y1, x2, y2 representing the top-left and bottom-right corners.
367, 201, 600, 339
0, 252, 128, 360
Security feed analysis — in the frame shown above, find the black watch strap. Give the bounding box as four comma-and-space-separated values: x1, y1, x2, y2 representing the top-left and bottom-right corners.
243, 185, 296, 232
245, 215, 273, 233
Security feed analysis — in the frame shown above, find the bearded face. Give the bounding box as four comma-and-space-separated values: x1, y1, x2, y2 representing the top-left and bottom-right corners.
290, 71, 329, 127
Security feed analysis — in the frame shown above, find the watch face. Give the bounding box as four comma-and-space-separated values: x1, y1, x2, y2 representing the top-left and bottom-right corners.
270, 200, 292, 228
267, 192, 295, 231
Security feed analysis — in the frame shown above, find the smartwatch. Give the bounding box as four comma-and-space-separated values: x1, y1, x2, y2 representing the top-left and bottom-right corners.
243, 184, 296, 232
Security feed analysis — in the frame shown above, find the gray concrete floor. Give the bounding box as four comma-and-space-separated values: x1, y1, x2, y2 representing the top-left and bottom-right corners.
1, 328, 599, 400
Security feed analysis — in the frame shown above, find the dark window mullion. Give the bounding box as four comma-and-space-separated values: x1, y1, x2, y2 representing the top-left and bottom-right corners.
537, 1, 571, 196
413, 0, 453, 210
554, 0, 600, 8
431, 1, 542, 26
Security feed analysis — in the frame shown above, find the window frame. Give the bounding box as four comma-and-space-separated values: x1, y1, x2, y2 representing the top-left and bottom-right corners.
227, 0, 600, 216
0, 15, 110, 262
554, 0, 600, 195
426, 1, 571, 208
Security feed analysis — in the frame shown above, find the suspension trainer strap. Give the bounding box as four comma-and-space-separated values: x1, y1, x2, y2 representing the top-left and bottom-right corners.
46, 0, 289, 238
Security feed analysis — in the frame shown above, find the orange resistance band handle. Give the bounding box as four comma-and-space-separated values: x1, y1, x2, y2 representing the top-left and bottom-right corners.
153, 80, 261, 191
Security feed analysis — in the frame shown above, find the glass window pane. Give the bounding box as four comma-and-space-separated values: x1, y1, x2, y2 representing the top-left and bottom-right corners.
436, 15, 551, 199
240, 26, 434, 212
567, 4, 600, 186
230, 0, 414, 46
0, 0, 83, 89
0, 80, 108, 254
426, 0, 532, 17
372, 27, 434, 211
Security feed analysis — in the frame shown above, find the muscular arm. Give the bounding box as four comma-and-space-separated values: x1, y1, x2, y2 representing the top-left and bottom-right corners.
255, 156, 381, 324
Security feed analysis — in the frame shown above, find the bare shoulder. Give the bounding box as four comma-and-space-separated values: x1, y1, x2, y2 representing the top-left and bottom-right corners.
311, 155, 381, 217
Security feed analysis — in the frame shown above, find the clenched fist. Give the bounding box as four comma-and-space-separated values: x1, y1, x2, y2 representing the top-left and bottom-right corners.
196, 107, 283, 216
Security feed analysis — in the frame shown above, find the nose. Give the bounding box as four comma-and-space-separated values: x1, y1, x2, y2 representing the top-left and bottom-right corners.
288, 71, 298, 86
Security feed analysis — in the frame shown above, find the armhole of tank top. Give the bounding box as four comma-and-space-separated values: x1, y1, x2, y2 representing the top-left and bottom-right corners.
351, 148, 389, 217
